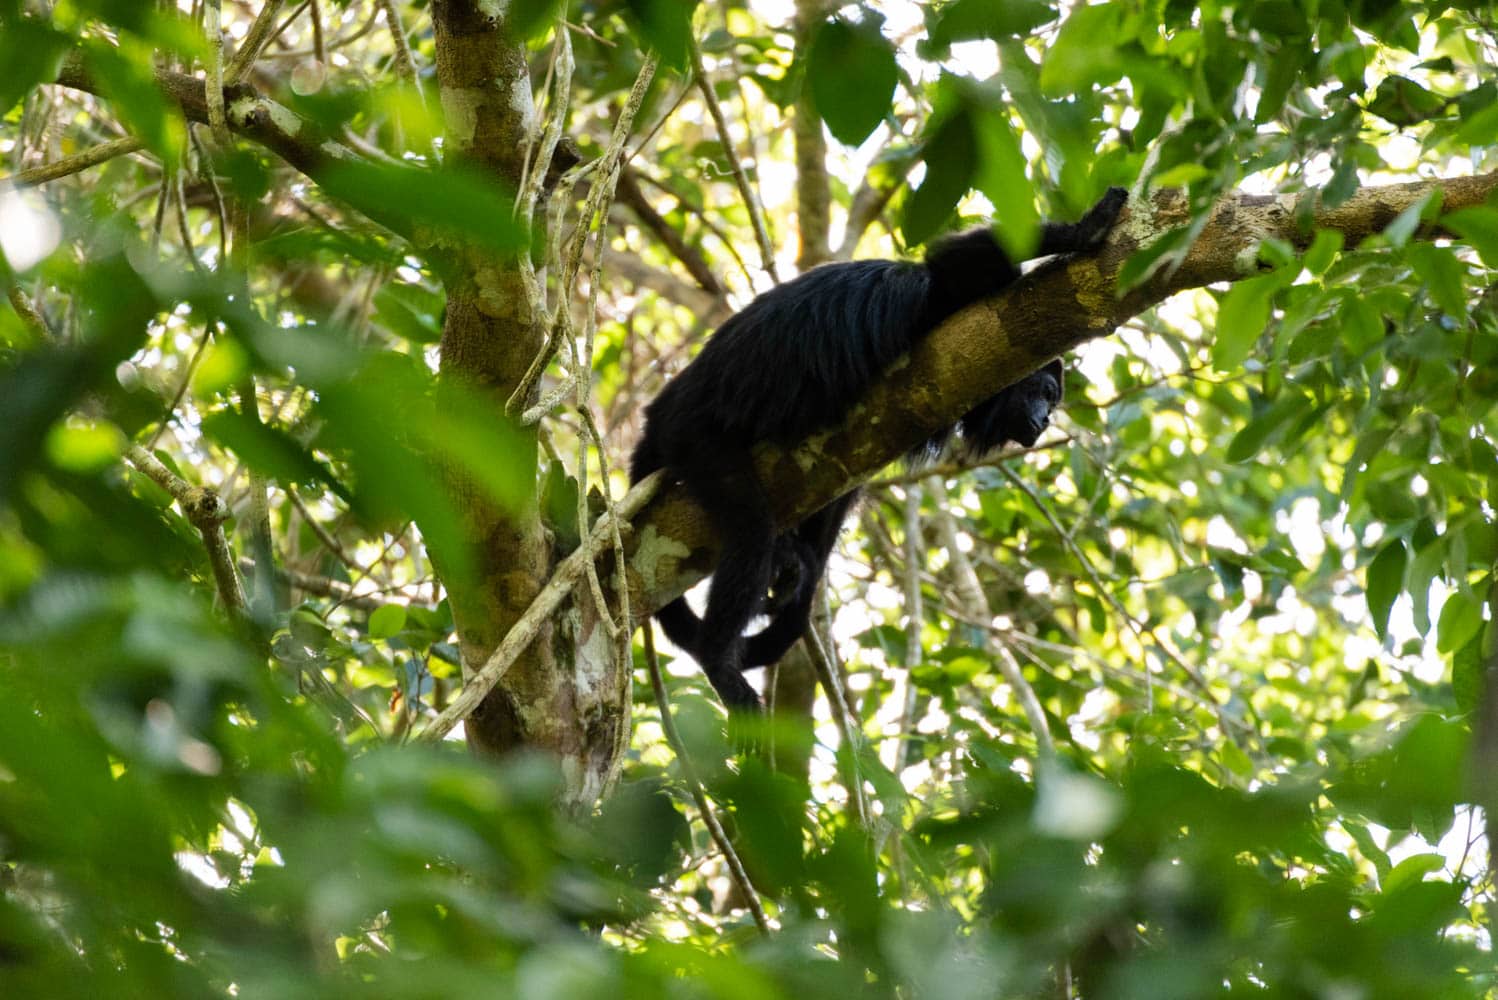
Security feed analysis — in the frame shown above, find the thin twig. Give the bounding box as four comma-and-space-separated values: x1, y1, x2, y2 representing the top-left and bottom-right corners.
238, 377, 278, 621
287, 485, 364, 577
186, 124, 229, 264
173, 159, 206, 275
926, 477, 1054, 754
802, 602, 871, 829
689, 38, 778, 283
225, 0, 289, 84
3, 136, 146, 187
995, 464, 1245, 740
5, 285, 52, 343
374, 0, 422, 99
895, 485, 924, 775
644, 623, 772, 936
517, 26, 572, 226
125, 443, 249, 621
507, 51, 659, 415
150, 175, 170, 253
308, 0, 326, 64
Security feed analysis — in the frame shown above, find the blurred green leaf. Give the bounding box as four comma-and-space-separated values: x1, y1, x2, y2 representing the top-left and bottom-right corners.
1365, 539, 1407, 641
809, 17, 898, 147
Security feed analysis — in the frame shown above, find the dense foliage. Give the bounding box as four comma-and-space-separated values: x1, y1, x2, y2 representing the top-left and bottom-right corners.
3, 0, 1497, 996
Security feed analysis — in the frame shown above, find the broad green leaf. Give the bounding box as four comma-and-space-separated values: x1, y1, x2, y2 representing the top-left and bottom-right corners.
973, 111, 1039, 260
927, 0, 1054, 48
319, 161, 528, 253
1365, 540, 1407, 641
1225, 391, 1307, 463
1117, 226, 1189, 292
0, 19, 70, 115
902, 108, 976, 246
1407, 243, 1469, 320
509, 0, 566, 42
368, 603, 407, 640
201, 410, 353, 501
1302, 229, 1344, 275
1382, 191, 1439, 248
1382, 853, 1445, 894
1039, 4, 1123, 97
374, 286, 443, 345
809, 17, 898, 147
1212, 271, 1283, 371
814, 16, 892, 148
623, 0, 698, 68
1454, 100, 1498, 146
1436, 590, 1482, 655
1443, 206, 1498, 268
1366, 75, 1448, 126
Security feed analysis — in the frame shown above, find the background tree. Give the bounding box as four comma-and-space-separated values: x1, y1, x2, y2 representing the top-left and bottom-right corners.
2, 0, 1497, 995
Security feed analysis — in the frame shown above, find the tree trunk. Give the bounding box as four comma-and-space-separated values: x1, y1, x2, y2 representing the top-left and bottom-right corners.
429, 1, 629, 803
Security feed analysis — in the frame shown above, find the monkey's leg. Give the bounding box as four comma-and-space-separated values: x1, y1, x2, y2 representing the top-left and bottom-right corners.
678, 447, 777, 711
743, 494, 855, 667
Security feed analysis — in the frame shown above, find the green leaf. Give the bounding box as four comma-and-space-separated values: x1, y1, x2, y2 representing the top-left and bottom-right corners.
374, 286, 443, 345
1454, 99, 1498, 146
509, 0, 566, 43
902, 108, 976, 246
927, 0, 1054, 48
1382, 191, 1438, 248
1302, 229, 1344, 275
1219, 739, 1254, 778
1212, 271, 1282, 371
809, 17, 898, 146
1323, 155, 1360, 208
1365, 540, 1407, 641
1225, 391, 1307, 463
1443, 206, 1498, 268
972, 111, 1039, 260
1406, 243, 1469, 320
0, 19, 71, 115
1365, 75, 1448, 126
1039, 4, 1124, 97
201, 410, 352, 502
368, 603, 407, 640
1256, 42, 1309, 123
624, 0, 698, 69
84, 40, 182, 162
1437, 590, 1483, 655
1381, 853, 1445, 894
319, 161, 528, 253
1116, 226, 1189, 292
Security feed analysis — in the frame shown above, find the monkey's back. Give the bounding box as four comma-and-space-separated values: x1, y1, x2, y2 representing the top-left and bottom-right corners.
631, 259, 930, 481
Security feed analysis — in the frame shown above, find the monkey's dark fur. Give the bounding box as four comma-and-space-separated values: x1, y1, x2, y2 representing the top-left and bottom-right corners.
631, 188, 1127, 712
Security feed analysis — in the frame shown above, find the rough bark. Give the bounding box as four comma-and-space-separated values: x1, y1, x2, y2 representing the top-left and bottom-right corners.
792, 0, 831, 271
428, 1, 626, 795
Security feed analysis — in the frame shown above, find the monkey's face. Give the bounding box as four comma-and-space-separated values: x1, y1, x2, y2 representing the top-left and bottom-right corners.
1006, 361, 1064, 446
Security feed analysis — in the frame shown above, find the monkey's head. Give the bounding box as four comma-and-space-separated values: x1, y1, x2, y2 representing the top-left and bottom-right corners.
985, 359, 1065, 449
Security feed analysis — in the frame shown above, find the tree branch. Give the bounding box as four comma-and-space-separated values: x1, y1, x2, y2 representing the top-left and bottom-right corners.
624, 171, 1498, 616
52, 52, 411, 239
3, 136, 146, 187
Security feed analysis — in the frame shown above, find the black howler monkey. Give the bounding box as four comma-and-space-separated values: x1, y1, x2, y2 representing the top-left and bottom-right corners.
631, 187, 1127, 712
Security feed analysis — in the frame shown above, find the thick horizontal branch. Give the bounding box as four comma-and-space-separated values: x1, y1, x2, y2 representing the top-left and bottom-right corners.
623, 170, 1498, 615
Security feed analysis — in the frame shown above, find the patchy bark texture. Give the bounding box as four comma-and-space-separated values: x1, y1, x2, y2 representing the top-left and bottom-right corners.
429, 2, 629, 788
623, 171, 1498, 619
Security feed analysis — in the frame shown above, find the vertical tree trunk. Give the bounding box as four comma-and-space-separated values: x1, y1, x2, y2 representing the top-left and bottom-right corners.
793, 0, 831, 272
428, 1, 630, 804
